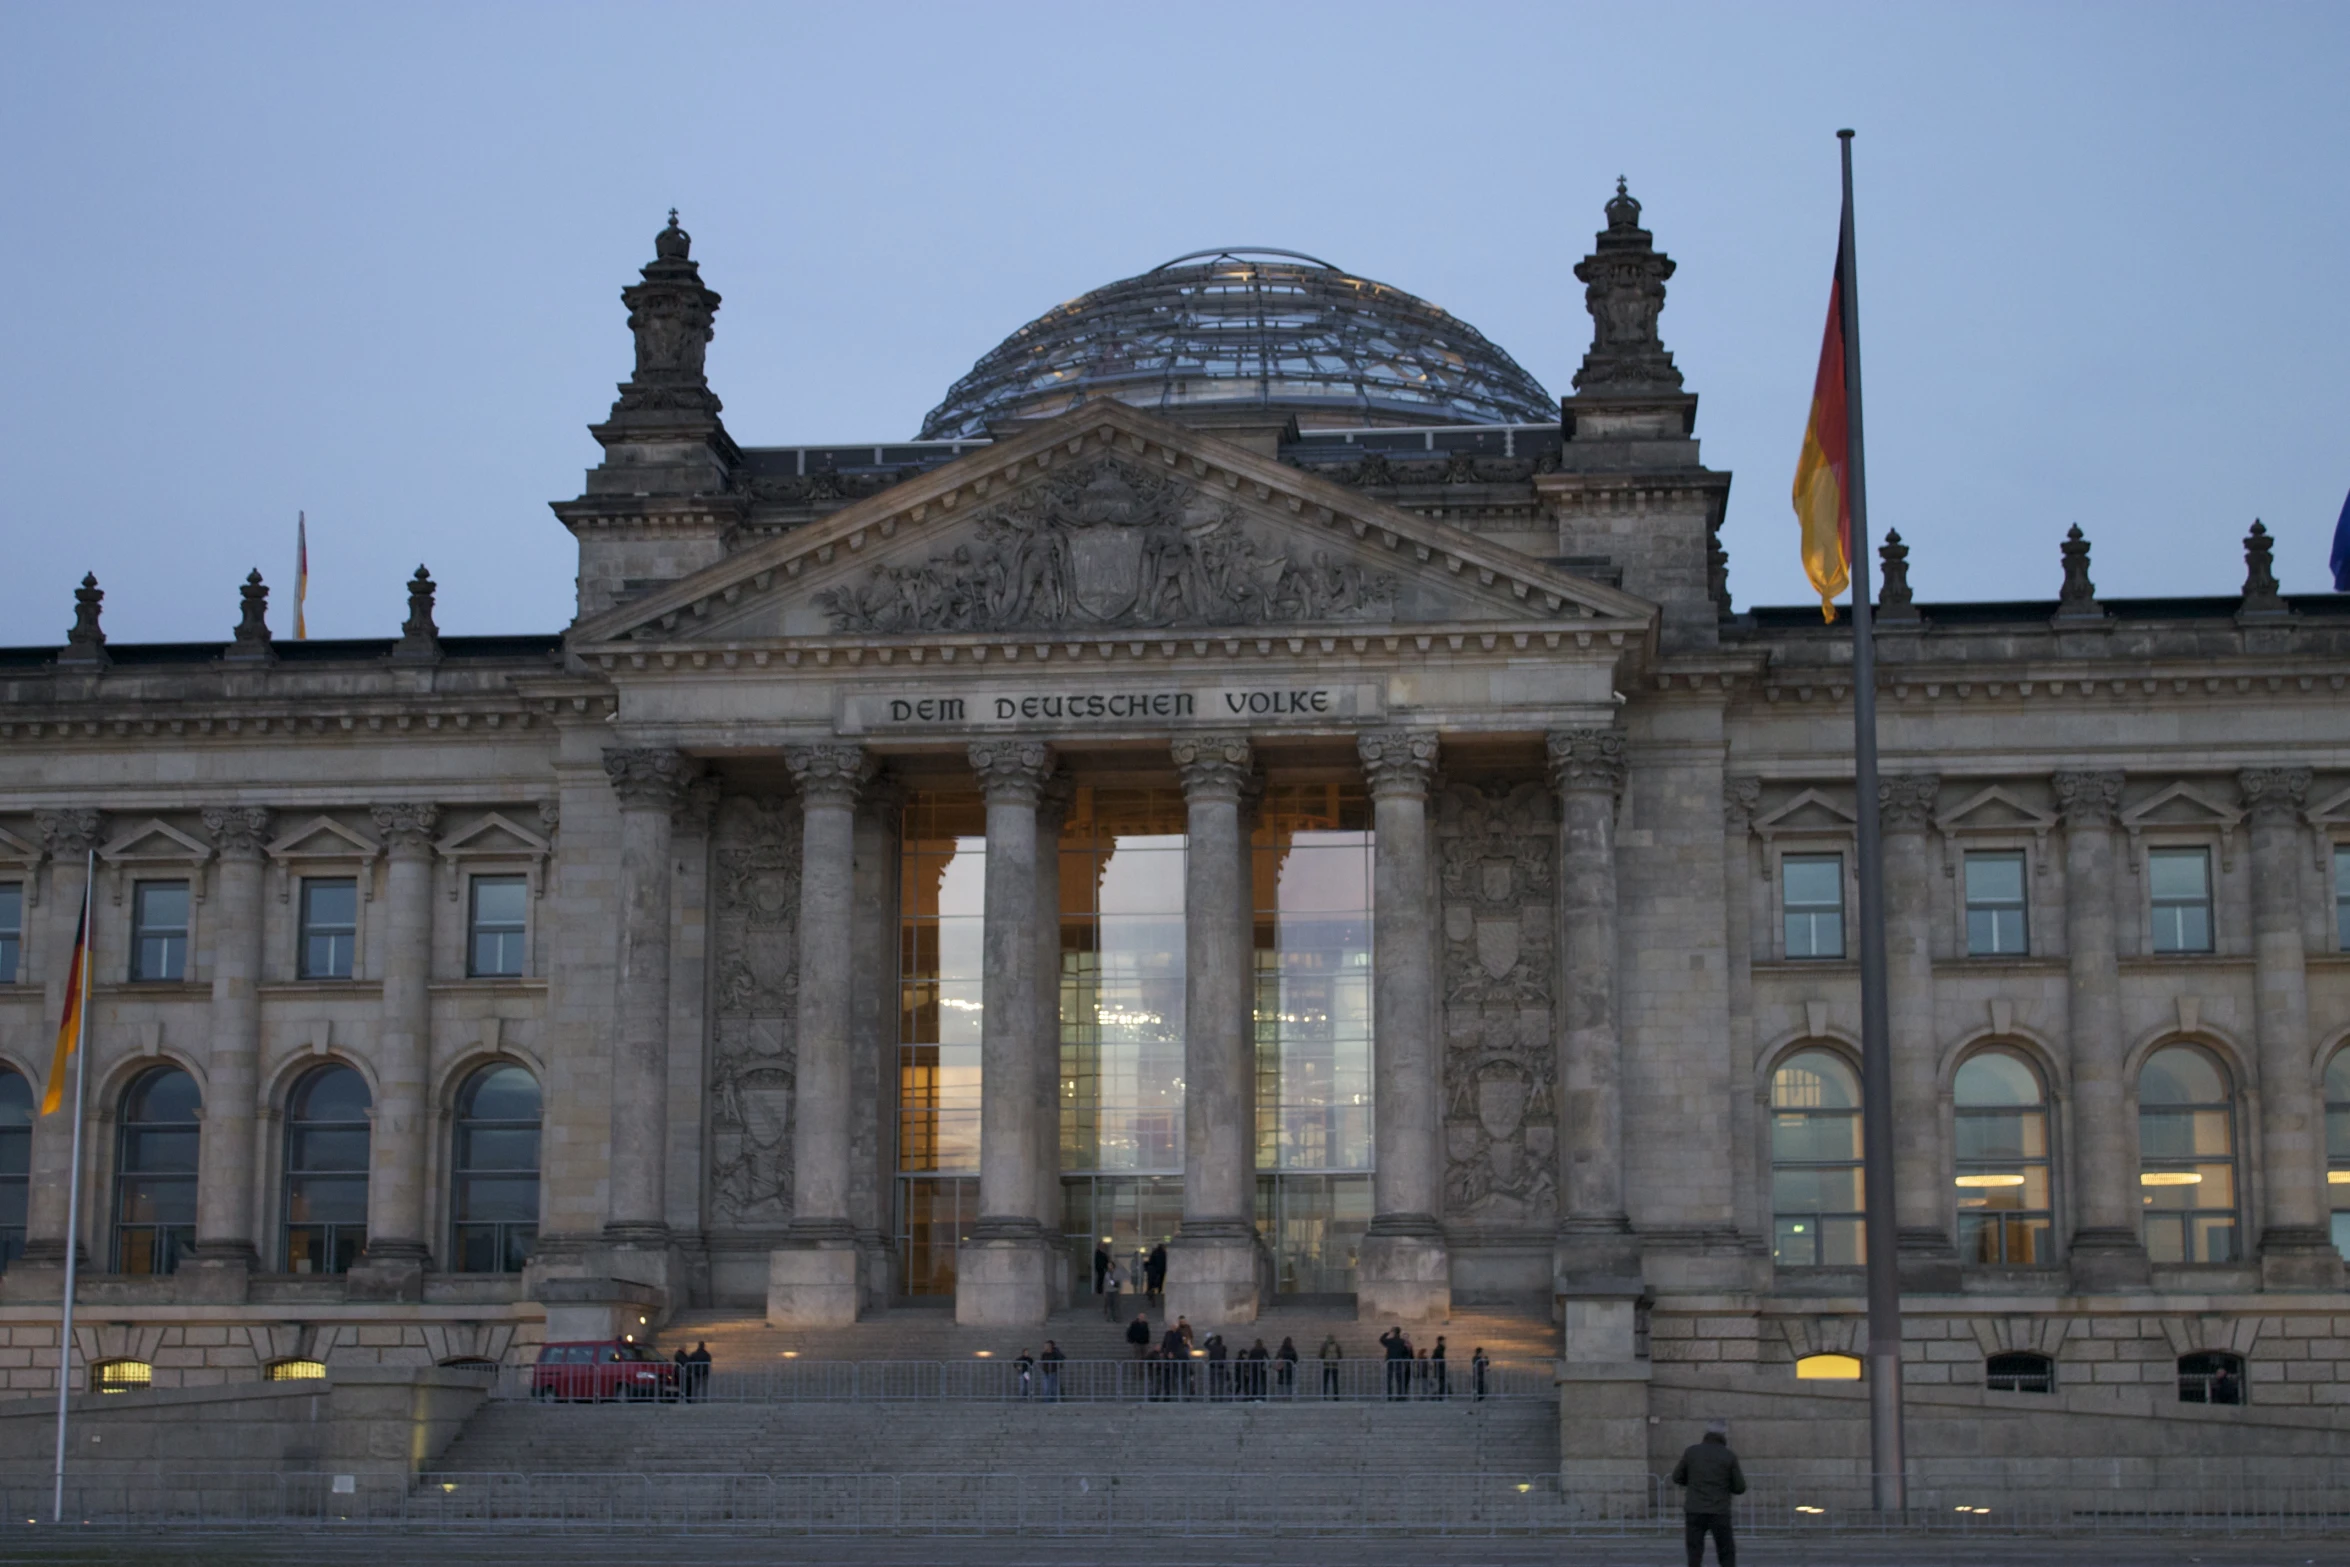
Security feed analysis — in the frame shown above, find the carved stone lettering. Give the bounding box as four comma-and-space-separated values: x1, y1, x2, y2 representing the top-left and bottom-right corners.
707, 793, 802, 1227
818, 457, 1398, 633
1437, 780, 1557, 1226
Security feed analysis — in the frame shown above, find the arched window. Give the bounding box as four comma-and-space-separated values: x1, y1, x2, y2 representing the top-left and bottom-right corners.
1985, 1351, 2054, 1393
450, 1063, 541, 1273
2325, 1048, 2349, 1259
0, 1068, 31, 1269
1794, 1353, 1861, 1380
114, 1066, 199, 1275
2138, 1045, 2238, 1264
2178, 1350, 2244, 1405
284, 1065, 370, 1274
1771, 1049, 1864, 1267
1953, 1049, 2053, 1266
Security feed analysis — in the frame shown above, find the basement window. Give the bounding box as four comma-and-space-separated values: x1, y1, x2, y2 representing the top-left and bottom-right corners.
266, 1359, 327, 1381
1794, 1353, 1861, 1380
92, 1360, 152, 1394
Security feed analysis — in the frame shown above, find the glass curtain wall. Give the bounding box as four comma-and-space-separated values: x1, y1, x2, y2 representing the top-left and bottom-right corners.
1252, 784, 1374, 1294
1058, 788, 1188, 1284
896, 791, 986, 1294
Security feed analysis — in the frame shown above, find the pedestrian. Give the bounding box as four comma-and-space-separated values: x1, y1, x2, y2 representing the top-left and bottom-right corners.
1276, 1336, 1298, 1399
1144, 1346, 1165, 1402
1145, 1243, 1167, 1308
1162, 1320, 1190, 1398
1102, 1259, 1125, 1321
1127, 1313, 1152, 1360
1243, 1338, 1270, 1400
1015, 1348, 1035, 1399
1040, 1339, 1064, 1403
1415, 1347, 1430, 1398
1206, 1333, 1230, 1400
1093, 1244, 1110, 1298
1432, 1336, 1448, 1399
1319, 1333, 1342, 1399
1471, 1346, 1489, 1402
688, 1341, 711, 1402
1669, 1422, 1747, 1567
1380, 1327, 1411, 1401
672, 1345, 690, 1403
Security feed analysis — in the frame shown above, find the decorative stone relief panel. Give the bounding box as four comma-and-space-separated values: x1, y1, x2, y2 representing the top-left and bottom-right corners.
707, 794, 802, 1228
818, 456, 1398, 633
1437, 779, 1558, 1226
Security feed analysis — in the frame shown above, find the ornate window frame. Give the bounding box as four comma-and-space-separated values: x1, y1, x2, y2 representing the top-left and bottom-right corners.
97, 819, 212, 986
1934, 785, 2057, 961
264, 816, 384, 984
2118, 783, 2242, 959
1752, 788, 1858, 964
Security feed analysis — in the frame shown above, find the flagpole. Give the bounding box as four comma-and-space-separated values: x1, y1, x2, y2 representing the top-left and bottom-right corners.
50, 851, 93, 1525
1837, 127, 1907, 1514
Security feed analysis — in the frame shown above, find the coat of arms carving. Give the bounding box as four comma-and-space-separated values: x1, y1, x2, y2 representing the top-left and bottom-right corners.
707, 794, 802, 1226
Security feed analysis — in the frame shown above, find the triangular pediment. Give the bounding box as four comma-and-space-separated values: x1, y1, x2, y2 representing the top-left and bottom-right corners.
99, 818, 211, 864
1753, 788, 1857, 841
1935, 785, 2057, 837
572, 402, 1655, 653
266, 816, 382, 863
436, 813, 551, 860
2119, 782, 2241, 832
0, 824, 39, 868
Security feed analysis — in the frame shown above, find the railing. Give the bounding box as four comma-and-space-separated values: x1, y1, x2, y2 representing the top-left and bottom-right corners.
486, 1356, 1550, 1403
2, 1463, 2347, 1535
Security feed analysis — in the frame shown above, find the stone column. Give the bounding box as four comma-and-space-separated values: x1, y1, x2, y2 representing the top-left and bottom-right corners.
848, 779, 901, 1309
956, 741, 1054, 1326
1548, 728, 1637, 1286
7, 810, 102, 1299
2240, 768, 2343, 1288
1355, 729, 1448, 1320
770, 742, 874, 1327
600, 753, 694, 1257
2053, 770, 2149, 1290
345, 804, 437, 1301
1034, 776, 1075, 1304
1164, 734, 1260, 1328
186, 806, 271, 1299
1881, 775, 1961, 1290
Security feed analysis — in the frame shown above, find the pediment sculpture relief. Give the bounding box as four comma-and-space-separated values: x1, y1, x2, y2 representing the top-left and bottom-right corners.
817, 457, 1399, 634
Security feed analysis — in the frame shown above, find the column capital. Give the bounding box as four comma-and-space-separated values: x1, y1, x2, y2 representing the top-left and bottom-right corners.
783, 743, 875, 810
604, 746, 699, 811
201, 806, 275, 859
967, 741, 1055, 806
1878, 774, 1941, 835
1723, 774, 1762, 834
1356, 728, 1440, 799
369, 802, 441, 852
1546, 726, 1626, 797
2051, 770, 2125, 827
1172, 734, 1253, 800
2237, 765, 2311, 825
35, 808, 102, 860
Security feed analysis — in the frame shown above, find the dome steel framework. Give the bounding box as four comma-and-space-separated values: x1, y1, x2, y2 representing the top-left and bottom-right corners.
917, 250, 1555, 440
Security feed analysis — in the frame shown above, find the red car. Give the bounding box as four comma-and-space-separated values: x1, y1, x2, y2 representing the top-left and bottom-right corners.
530, 1339, 681, 1402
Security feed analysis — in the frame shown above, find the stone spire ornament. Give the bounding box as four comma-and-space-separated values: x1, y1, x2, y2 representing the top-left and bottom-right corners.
58, 572, 109, 667
606, 210, 725, 428
1875, 530, 1921, 623
2052, 525, 2104, 623
1569, 179, 1684, 398
2239, 519, 2286, 616
392, 564, 442, 663
225, 568, 277, 663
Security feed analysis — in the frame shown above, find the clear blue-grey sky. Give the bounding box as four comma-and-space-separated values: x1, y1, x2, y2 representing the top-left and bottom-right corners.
2, 2, 2343, 642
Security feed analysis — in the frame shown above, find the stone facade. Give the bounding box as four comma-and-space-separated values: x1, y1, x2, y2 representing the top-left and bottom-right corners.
0, 196, 2343, 1451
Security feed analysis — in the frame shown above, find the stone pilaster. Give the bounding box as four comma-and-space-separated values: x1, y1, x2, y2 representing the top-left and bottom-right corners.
2239, 767, 2343, 1288
348, 803, 438, 1301
1548, 727, 1637, 1285
2053, 771, 2149, 1290
1722, 777, 1763, 1251
957, 741, 1054, 1326
1882, 775, 1962, 1291
600, 752, 695, 1256
1165, 734, 1261, 1328
848, 776, 902, 1309
6, 810, 101, 1299
770, 742, 875, 1326
185, 805, 272, 1300
1355, 728, 1448, 1321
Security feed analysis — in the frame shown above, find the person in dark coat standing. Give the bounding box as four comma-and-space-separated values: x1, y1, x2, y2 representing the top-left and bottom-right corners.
1669, 1423, 1747, 1567
1471, 1345, 1490, 1402
1431, 1336, 1448, 1399
1318, 1333, 1343, 1399
1379, 1327, 1412, 1401
672, 1346, 690, 1402
1093, 1245, 1111, 1297
687, 1341, 712, 1401
1275, 1336, 1299, 1398
1126, 1313, 1152, 1359
1039, 1339, 1064, 1403
1144, 1243, 1167, 1308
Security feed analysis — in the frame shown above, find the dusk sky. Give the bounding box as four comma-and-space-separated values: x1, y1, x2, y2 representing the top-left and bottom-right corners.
2, 3, 2343, 642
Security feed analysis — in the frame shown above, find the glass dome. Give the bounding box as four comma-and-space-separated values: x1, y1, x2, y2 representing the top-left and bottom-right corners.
917, 249, 1554, 440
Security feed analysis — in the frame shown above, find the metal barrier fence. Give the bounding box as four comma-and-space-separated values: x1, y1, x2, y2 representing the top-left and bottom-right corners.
488, 1355, 1550, 1403
2, 1463, 2347, 1536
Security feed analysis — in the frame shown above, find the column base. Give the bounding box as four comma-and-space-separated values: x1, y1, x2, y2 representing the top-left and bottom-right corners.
956, 1219, 1049, 1327
768, 1224, 863, 1328
2258, 1227, 2349, 1291
1357, 1219, 1450, 1322
345, 1244, 428, 1303
1557, 1358, 1653, 1504
2068, 1227, 2153, 1293
1895, 1227, 1964, 1294
1164, 1223, 1262, 1332
176, 1244, 255, 1305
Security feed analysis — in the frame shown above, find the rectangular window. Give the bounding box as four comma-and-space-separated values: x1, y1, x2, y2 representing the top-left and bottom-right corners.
0, 883, 19, 984
468, 876, 527, 977
2148, 848, 2214, 954
1782, 854, 1845, 960
1964, 851, 2029, 956
298, 878, 358, 980
898, 791, 989, 1296
2335, 846, 2348, 952
131, 881, 189, 982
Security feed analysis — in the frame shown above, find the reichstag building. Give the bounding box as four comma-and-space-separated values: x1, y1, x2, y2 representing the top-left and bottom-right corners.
0, 189, 2345, 1419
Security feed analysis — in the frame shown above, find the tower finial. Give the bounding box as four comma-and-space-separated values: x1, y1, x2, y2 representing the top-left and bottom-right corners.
1572, 181, 1682, 396
1616, 174, 1627, 198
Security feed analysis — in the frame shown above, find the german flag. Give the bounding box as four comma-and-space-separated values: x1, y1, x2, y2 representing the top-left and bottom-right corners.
41, 879, 92, 1116
1793, 241, 1852, 621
